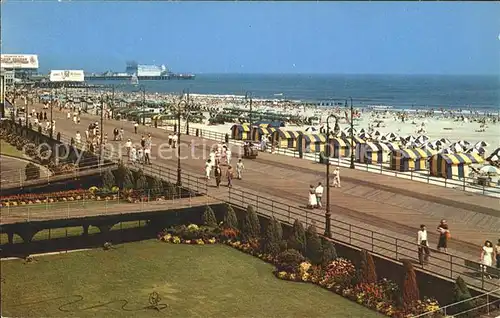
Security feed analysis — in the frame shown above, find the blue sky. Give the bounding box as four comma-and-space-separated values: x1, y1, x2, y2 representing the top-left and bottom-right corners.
2, 2, 499, 75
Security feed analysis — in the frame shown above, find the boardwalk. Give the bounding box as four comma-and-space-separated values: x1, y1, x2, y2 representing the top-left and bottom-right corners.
15, 105, 500, 291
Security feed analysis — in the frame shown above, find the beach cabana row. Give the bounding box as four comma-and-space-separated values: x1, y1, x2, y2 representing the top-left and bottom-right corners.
430, 153, 484, 179
390, 148, 435, 172
251, 127, 278, 142
301, 133, 327, 152
276, 129, 302, 148
230, 124, 251, 140
355, 142, 394, 164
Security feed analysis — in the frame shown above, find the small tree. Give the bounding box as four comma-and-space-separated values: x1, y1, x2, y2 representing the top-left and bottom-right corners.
115, 163, 129, 186
321, 239, 338, 266
358, 249, 377, 284
288, 219, 306, 255
223, 204, 238, 229
241, 204, 260, 241
402, 260, 420, 310
25, 162, 40, 181
453, 276, 473, 314
202, 205, 218, 227
149, 177, 164, 196
135, 174, 147, 191
122, 172, 135, 190
305, 223, 323, 265
101, 169, 115, 190
165, 182, 176, 199
263, 217, 283, 256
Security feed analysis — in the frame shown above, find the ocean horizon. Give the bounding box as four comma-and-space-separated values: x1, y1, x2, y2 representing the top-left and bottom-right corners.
87, 74, 500, 111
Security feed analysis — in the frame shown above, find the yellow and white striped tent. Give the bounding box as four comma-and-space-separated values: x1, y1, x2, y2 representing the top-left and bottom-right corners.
251, 126, 278, 142
391, 148, 435, 172
299, 133, 327, 153
430, 152, 484, 179
230, 124, 251, 140
356, 142, 392, 164
276, 129, 302, 148
326, 137, 351, 158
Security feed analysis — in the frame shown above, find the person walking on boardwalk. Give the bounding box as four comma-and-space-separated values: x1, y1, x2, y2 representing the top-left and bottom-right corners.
119, 128, 124, 141
226, 166, 234, 188
130, 146, 137, 165
315, 182, 324, 208
205, 159, 213, 180
417, 224, 430, 265
226, 147, 232, 165
495, 239, 500, 269
75, 131, 81, 146
134, 122, 139, 134
125, 139, 132, 157
308, 185, 317, 209
436, 219, 450, 253
214, 165, 222, 188
332, 167, 341, 188
168, 134, 173, 148
481, 240, 494, 279
172, 133, 178, 148
236, 159, 244, 179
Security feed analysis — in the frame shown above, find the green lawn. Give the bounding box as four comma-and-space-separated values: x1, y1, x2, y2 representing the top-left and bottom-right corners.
0, 240, 382, 318
0, 139, 25, 158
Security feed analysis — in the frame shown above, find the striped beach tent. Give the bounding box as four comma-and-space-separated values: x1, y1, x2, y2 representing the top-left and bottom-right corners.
391, 148, 435, 172
356, 142, 392, 164
300, 133, 327, 153
276, 129, 301, 148
230, 124, 251, 140
326, 137, 351, 158
251, 126, 278, 142
430, 152, 484, 179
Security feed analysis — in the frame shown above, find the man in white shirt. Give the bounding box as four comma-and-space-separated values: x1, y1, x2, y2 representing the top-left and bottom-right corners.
315, 182, 324, 208
417, 224, 430, 265
134, 122, 139, 134
125, 139, 132, 157
172, 134, 178, 148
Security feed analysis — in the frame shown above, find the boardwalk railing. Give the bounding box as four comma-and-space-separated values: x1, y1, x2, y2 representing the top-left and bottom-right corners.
0, 187, 206, 224
226, 186, 500, 291
411, 288, 500, 317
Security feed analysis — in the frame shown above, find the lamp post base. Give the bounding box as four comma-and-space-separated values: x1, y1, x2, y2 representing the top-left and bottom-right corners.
177, 168, 182, 187
324, 212, 332, 238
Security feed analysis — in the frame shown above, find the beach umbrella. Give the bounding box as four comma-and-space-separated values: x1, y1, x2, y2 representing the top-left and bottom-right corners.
415, 135, 429, 144
373, 130, 382, 136
467, 147, 487, 155
449, 143, 465, 153
441, 148, 455, 154
359, 128, 366, 134
488, 154, 499, 162
305, 127, 317, 132
474, 141, 489, 148
378, 135, 389, 142
385, 132, 398, 140
479, 165, 500, 175
344, 126, 357, 134
438, 138, 451, 144
434, 140, 447, 146
359, 132, 372, 140
457, 140, 470, 147
405, 135, 416, 143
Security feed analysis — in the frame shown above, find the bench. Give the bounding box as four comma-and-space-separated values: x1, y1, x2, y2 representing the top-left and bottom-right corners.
464, 259, 500, 278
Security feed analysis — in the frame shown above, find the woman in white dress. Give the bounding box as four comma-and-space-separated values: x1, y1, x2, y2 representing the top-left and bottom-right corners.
308, 185, 317, 209
130, 147, 137, 165
481, 240, 494, 279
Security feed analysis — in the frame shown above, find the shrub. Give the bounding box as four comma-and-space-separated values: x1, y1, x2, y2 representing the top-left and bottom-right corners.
149, 177, 164, 196
321, 239, 338, 267
122, 172, 135, 190
135, 173, 148, 191
164, 182, 177, 199
276, 249, 305, 273
241, 204, 260, 241
453, 276, 473, 315
402, 260, 420, 310
101, 169, 116, 190
305, 223, 323, 265
263, 217, 283, 256
25, 162, 40, 181
115, 164, 133, 189
202, 205, 218, 227
288, 219, 306, 255
358, 249, 377, 284
223, 204, 238, 230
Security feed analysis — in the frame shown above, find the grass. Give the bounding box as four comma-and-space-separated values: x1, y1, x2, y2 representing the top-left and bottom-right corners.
0, 139, 25, 158
0, 240, 382, 318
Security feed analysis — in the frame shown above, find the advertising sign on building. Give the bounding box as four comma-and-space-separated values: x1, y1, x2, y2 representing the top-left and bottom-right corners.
1, 54, 39, 69
49, 70, 85, 82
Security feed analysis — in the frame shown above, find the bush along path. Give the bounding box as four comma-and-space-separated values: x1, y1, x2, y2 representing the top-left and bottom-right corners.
157, 203, 458, 318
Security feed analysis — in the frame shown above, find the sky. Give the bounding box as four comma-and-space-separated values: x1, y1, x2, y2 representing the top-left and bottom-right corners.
1, 1, 499, 75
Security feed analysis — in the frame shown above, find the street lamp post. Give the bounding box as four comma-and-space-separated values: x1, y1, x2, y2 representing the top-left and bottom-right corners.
325, 114, 338, 238
349, 97, 355, 169
50, 89, 56, 139
245, 91, 253, 126
176, 97, 188, 187
100, 95, 104, 160
141, 85, 146, 126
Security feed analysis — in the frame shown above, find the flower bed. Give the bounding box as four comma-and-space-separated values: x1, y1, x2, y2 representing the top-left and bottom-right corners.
157, 221, 445, 318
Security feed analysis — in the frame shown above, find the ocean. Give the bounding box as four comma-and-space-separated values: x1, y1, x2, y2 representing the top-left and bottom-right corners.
89, 74, 500, 111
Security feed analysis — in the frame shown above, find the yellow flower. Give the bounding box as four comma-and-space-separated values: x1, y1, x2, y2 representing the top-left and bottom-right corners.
163, 234, 172, 241
278, 271, 287, 279
172, 236, 181, 244
299, 262, 312, 273
187, 224, 199, 231
301, 273, 310, 282
196, 239, 205, 245
289, 273, 297, 281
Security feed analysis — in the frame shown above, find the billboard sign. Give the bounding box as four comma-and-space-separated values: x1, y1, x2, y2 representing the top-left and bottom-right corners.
1, 54, 39, 69
49, 70, 85, 82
